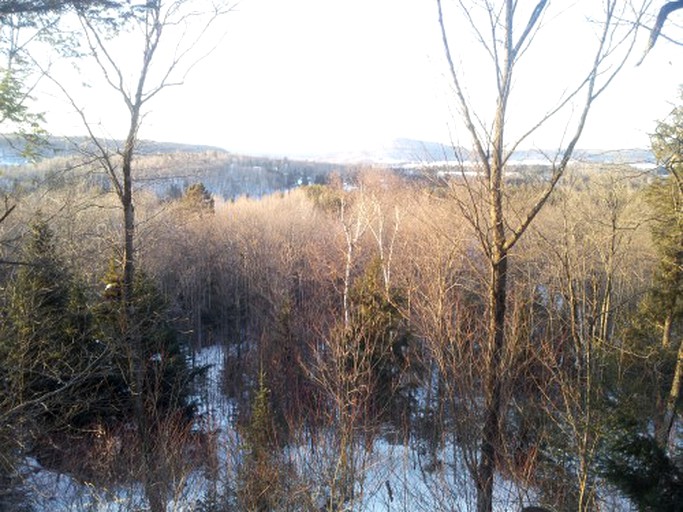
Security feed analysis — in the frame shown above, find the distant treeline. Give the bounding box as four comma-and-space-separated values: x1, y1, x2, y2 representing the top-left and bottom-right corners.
0, 143, 357, 200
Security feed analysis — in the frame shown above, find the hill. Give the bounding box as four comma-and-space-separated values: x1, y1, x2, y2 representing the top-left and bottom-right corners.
1, 134, 656, 167
0, 135, 229, 165
291, 138, 656, 167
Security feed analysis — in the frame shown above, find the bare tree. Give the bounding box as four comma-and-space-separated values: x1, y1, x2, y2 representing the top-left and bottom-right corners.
524, 170, 648, 510
435, 1, 648, 510
38, 2, 232, 510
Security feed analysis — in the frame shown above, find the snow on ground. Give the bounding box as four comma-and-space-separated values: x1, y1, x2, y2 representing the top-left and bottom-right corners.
190, 343, 238, 432
20, 343, 235, 512
15, 340, 537, 511
19, 456, 149, 511
16, 342, 634, 511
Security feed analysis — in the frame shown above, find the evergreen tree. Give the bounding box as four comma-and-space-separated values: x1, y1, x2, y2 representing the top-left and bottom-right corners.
646, 94, 683, 448
94, 265, 197, 421
620, 173, 683, 448
0, 69, 44, 155
243, 371, 276, 458
2, 218, 103, 434
345, 260, 414, 426
237, 371, 294, 512
0, 219, 116, 507
602, 93, 683, 509
181, 182, 215, 216
647, 100, 683, 350
601, 429, 682, 512
0, 1, 123, 16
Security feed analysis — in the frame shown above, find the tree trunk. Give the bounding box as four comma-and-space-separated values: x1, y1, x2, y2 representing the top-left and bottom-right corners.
121, 102, 166, 512
434, 1, 637, 509
657, 337, 683, 451
476, 13, 511, 504
662, 312, 673, 348
477, 253, 508, 512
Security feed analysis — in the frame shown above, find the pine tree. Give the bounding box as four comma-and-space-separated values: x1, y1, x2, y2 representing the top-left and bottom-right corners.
2, 218, 101, 433
181, 182, 215, 216
94, 265, 197, 421
237, 371, 291, 512
647, 94, 683, 449
345, 260, 414, 426
602, 93, 683, 510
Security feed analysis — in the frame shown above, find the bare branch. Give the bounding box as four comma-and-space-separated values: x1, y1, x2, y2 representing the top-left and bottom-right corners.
639, 0, 683, 63
504, 0, 645, 252
512, 0, 547, 58
437, 0, 491, 178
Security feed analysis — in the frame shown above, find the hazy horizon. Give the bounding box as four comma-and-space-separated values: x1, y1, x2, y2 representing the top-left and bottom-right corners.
24, 0, 683, 159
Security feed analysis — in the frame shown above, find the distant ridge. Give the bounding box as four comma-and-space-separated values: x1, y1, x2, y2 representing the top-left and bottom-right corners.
298, 138, 463, 165
0, 135, 229, 165
285, 138, 656, 167
0, 134, 656, 168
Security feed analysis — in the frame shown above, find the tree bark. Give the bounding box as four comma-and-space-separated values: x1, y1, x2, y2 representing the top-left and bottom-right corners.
658, 337, 683, 451
476, 5, 511, 505
477, 253, 508, 512
662, 313, 673, 348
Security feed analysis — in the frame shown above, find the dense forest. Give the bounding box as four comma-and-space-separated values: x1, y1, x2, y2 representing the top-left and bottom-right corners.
0, 143, 681, 511
0, 1, 682, 511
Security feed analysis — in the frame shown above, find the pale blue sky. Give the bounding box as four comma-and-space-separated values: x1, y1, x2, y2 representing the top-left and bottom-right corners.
37, 0, 683, 157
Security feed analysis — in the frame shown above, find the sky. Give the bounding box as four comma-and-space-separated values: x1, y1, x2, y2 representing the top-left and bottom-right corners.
34, 0, 683, 158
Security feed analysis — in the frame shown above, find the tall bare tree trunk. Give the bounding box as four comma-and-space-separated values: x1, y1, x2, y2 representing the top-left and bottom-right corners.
73, 4, 229, 510
435, 1, 643, 509
477, 253, 508, 512
477, 39, 511, 504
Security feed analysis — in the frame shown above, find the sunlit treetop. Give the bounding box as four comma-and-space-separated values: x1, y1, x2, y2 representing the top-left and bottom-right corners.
651, 89, 683, 176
